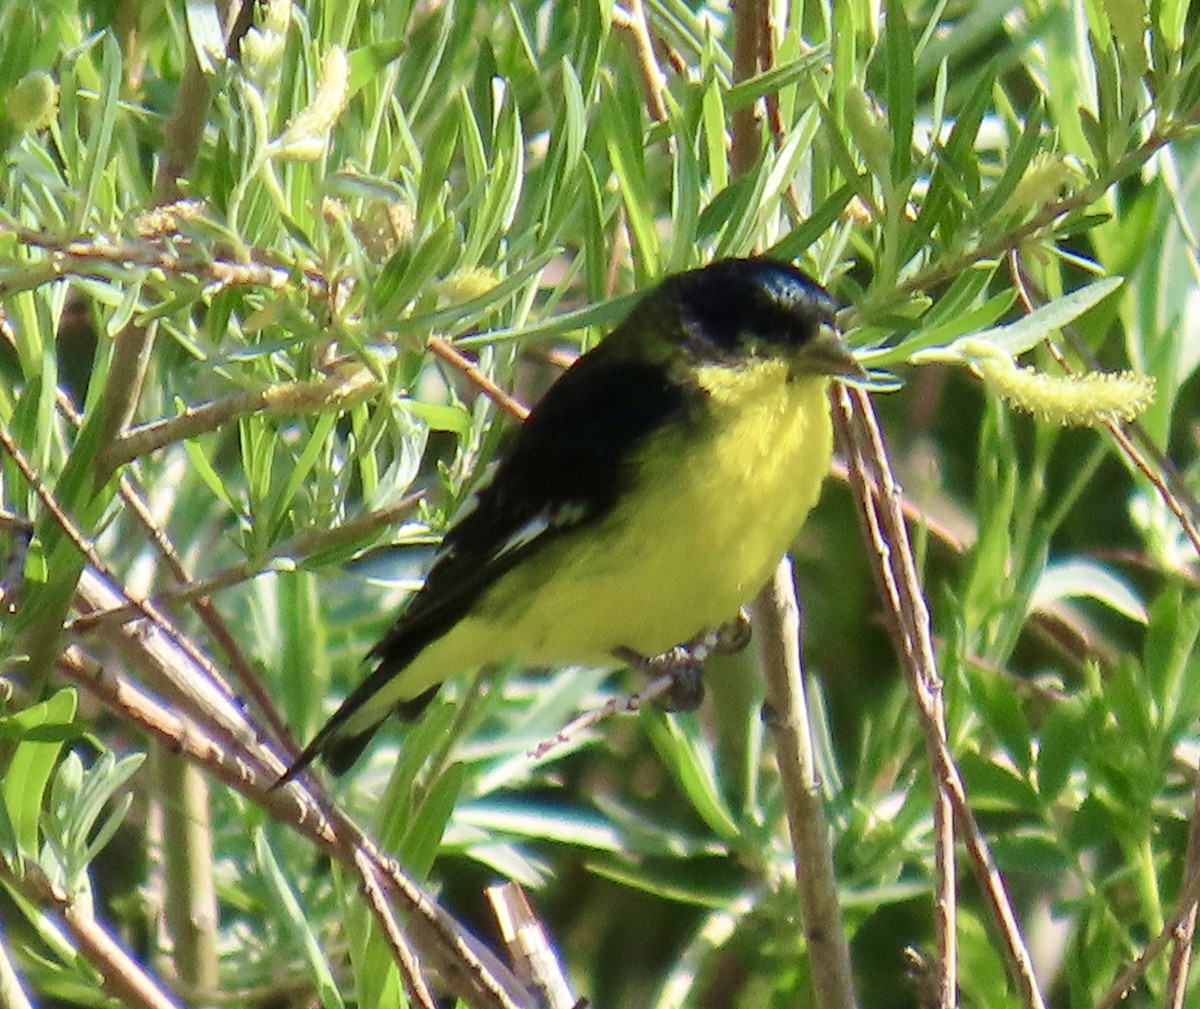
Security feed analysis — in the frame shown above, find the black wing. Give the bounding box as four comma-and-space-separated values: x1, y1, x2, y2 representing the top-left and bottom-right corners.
371, 346, 695, 672
283, 345, 696, 779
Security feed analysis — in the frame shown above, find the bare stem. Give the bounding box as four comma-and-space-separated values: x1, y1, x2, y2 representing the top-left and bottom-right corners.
56, 646, 537, 1009
611, 1, 668, 123
832, 384, 1047, 1009
0, 858, 184, 1009
752, 561, 857, 1009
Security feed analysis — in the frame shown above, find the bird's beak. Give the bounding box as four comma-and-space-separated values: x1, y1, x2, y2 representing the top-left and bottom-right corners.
801, 325, 866, 380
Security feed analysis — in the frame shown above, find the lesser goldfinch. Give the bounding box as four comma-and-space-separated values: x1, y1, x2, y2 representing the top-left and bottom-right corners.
284, 257, 860, 780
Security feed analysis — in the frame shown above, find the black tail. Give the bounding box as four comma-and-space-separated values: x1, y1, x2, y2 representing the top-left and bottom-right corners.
275, 682, 442, 786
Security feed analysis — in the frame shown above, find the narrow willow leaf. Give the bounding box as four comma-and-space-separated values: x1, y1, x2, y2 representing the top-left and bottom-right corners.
885, 8, 916, 182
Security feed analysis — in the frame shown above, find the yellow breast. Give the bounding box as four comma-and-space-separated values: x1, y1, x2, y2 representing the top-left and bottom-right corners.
402, 358, 834, 691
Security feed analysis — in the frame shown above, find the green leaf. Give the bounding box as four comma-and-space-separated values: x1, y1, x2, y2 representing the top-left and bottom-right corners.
640, 711, 740, 844
970, 669, 1033, 774
885, 9, 915, 183
586, 856, 741, 908
270, 410, 338, 540
978, 98, 1046, 219
255, 829, 345, 1009
404, 399, 472, 435
1031, 559, 1148, 625
73, 32, 122, 231
456, 800, 624, 851
957, 752, 1039, 813
2, 689, 78, 856
400, 761, 469, 878
183, 432, 244, 518
601, 76, 659, 280
913, 66, 993, 240
348, 37, 407, 95
916, 277, 1126, 365
990, 829, 1070, 877
1037, 699, 1087, 801
664, 91, 701, 271
767, 181, 858, 264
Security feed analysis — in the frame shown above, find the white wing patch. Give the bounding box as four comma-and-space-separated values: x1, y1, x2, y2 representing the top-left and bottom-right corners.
493, 501, 594, 561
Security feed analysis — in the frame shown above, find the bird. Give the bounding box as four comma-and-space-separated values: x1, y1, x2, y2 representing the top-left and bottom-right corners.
281, 257, 861, 782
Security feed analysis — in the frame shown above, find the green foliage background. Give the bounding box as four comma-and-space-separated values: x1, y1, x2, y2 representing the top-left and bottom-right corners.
0, 1, 1199, 1008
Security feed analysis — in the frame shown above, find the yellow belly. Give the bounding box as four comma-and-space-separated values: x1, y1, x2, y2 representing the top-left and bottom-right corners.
395, 360, 834, 696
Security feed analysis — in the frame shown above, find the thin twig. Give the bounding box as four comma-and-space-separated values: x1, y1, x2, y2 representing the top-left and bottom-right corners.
428, 336, 530, 422
752, 560, 857, 1009
830, 384, 955, 1009
155, 23, 215, 204
0, 858, 185, 1009
528, 671, 675, 760
1166, 768, 1200, 1008
833, 384, 1049, 1009
111, 470, 300, 753
102, 367, 380, 470
611, 1, 668, 124
353, 849, 440, 1009
56, 647, 537, 1009
1092, 863, 1200, 1009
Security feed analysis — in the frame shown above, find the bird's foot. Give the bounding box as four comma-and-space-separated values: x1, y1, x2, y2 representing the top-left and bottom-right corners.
612, 643, 704, 711
710, 608, 752, 655
613, 612, 756, 713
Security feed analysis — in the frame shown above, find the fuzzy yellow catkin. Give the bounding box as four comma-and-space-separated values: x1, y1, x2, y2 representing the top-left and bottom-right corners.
1000, 152, 1084, 216
436, 267, 500, 303
970, 348, 1156, 427
135, 199, 205, 237
273, 46, 349, 161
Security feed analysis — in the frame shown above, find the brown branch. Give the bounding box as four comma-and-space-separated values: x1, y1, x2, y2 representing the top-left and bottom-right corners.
110, 471, 300, 754
0, 858, 185, 1009
353, 849, 440, 1009
55, 646, 537, 1009
752, 561, 856, 1009
611, 1, 668, 124
729, 0, 763, 177
101, 366, 380, 470
832, 384, 1047, 1009
428, 336, 529, 422
486, 884, 578, 1009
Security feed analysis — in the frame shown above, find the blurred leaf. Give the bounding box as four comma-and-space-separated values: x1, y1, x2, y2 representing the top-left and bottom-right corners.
400, 761, 470, 878
640, 711, 741, 845
1036, 698, 1087, 801
884, 8, 915, 184
348, 37, 406, 94
1031, 559, 1148, 625
255, 829, 345, 1009
602, 82, 659, 280
2, 689, 78, 857
957, 751, 1039, 813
